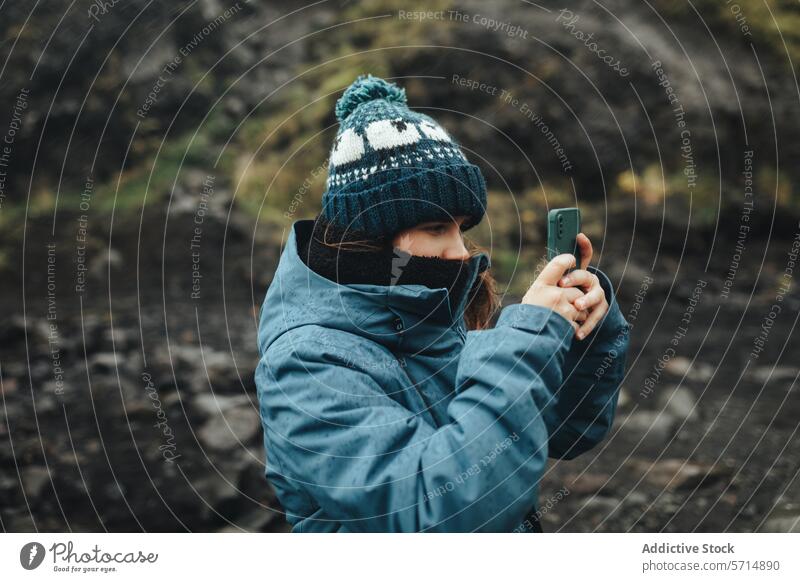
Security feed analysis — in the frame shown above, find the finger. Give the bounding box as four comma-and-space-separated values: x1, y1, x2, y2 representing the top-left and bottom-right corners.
559, 269, 594, 291
560, 309, 580, 332
560, 301, 580, 322
576, 233, 593, 270
574, 286, 605, 311
576, 302, 608, 340
575, 309, 589, 323
562, 287, 586, 303
537, 253, 577, 286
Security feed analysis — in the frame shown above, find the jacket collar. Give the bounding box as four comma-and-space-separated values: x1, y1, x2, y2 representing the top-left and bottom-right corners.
258, 219, 490, 354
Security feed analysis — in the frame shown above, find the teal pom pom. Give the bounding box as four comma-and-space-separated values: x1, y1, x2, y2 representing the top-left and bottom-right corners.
335, 74, 407, 122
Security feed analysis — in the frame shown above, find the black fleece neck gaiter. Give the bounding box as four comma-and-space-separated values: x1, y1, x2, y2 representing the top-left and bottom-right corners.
299, 216, 480, 304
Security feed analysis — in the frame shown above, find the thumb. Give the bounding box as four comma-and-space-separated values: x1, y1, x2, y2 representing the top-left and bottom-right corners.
536, 253, 576, 286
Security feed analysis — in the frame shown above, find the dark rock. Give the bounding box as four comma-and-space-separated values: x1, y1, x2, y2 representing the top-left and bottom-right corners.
198, 406, 261, 451
657, 386, 699, 423
216, 509, 285, 533
760, 505, 800, 533
192, 394, 252, 418
664, 357, 715, 383
21, 466, 51, 499
89, 352, 123, 375
0, 316, 50, 346
155, 345, 241, 393
748, 366, 799, 384
565, 473, 612, 496
89, 248, 124, 279
627, 459, 733, 491
617, 410, 673, 445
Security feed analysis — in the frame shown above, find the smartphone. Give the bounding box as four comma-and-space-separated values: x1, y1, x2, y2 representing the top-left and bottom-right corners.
547, 207, 581, 272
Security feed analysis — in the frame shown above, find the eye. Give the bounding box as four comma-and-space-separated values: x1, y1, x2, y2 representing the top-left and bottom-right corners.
425, 224, 447, 234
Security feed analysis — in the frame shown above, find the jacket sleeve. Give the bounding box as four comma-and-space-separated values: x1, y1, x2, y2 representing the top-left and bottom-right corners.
544, 266, 632, 460
256, 307, 575, 532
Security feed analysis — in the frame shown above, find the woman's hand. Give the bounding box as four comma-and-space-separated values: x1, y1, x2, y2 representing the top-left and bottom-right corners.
522, 253, 586, 332
557, 233, 609, 340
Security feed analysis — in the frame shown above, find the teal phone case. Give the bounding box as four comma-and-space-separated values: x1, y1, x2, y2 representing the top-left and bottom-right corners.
547, 208, 581, 271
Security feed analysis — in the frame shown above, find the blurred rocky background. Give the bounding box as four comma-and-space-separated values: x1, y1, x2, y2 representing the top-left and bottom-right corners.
1, 0, 799, 532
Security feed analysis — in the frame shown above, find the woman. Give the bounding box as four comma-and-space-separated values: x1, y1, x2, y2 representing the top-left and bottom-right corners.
255, 74, 631, 532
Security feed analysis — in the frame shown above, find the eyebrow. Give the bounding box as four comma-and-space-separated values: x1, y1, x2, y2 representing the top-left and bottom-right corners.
422, 219, 464, 227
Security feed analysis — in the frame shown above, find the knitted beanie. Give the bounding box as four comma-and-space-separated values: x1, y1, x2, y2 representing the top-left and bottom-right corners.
321, 74, 487, 237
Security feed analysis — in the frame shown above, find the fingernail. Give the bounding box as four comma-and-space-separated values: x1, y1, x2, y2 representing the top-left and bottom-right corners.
576, 300, 584, 309
577, 331, 584, 339
561, 277, 570, 285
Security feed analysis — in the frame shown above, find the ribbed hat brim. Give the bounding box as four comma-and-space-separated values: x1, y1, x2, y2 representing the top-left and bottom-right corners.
321, 163, 487, 237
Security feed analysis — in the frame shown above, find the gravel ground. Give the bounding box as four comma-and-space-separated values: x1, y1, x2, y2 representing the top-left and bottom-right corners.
2, 205, 799, 532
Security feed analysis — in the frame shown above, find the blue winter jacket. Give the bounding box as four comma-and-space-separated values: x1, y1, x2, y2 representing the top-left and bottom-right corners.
255, 219, 631, 532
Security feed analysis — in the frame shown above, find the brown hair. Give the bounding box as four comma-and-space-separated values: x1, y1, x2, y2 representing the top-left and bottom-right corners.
317, 221, 501, 331
462, 237, 502, 331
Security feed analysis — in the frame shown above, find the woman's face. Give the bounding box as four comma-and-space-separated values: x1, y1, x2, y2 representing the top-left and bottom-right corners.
391, 215, 470, 260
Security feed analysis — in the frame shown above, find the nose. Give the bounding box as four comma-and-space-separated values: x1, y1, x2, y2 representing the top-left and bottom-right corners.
442, 236, 470, 261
